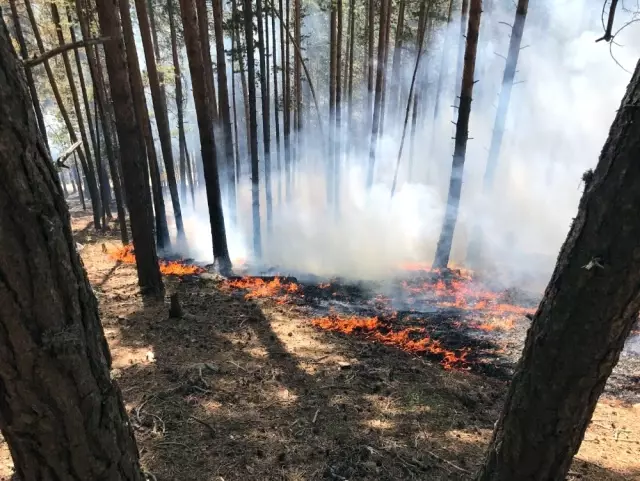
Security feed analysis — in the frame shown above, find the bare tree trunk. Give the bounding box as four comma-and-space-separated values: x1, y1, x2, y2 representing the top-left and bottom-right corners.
477, 59, 640, 481
256, 0, 273, 232
134, 0, 185, 241
243, 0, 263, 257
390, 0, 405, 121
75, 155, 87, 210
334, 0, 342, 212
346, 0, 355, 135
168, 0, 189, 205
180, 0, 233, 270
232, 0, 251, 167
196, 0, 219, 121
119, 0, 171, 250
8, 0, 49, 149
432, 0, 482, 269
294, 0, 302, 133
0, 23, 144, 479
482, 0, 529, 191
328, 0, 337, 206
284, 0, 292, 201
24, 0, 103, 230
212, 0, 238, 220
271, 5, 282, 203
75, 0, 128, 244
147, 0, 168, 103
454, 0, 470, 107
97, 0, 164, 296
408, 0, 429, 178
365, 0, 390, 189
366, 0, 374, 112
378, 0, 392, 136
431, 0, 455, 124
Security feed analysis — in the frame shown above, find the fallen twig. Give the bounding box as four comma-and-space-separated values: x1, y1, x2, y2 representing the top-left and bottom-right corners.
423, 448, 471, 474
312, 409, 320, 423
188, 415, 216, 434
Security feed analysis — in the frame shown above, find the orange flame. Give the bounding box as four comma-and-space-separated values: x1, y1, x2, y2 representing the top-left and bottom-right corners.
312, 315, 469, 370
222, 276, 301, 304
107, 245, 205, 276
472, 317, 515, 332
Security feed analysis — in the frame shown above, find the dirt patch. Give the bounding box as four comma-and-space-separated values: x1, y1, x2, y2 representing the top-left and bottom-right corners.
0, 212, 639, 480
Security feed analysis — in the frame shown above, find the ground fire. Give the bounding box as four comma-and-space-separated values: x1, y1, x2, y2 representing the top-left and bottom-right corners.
108, 245, 205, 276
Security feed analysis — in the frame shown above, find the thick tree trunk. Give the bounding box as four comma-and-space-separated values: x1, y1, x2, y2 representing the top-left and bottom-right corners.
243, 0, 263, 257
196, 0, 219, 121
482, 0, 529, 191
212, 0, 237, 219
256, 0, 273, 232
180, 0, 232, 270
134, 0, 185, 241
24, 0, 103, 230
454, 0, 470, 107
365, 0, 390, 189
476, 58, 640, 481
432, 0, 482, 269
0, 21, 144, 481
97, 0, 164, 296
74, 0, 128, 244
8, 0, 49, 149
119, 0, 171, 251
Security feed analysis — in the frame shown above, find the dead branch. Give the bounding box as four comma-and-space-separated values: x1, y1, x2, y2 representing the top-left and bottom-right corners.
596, 0, 619, 42
55, 140, 82, 168
24, 37, 110, 67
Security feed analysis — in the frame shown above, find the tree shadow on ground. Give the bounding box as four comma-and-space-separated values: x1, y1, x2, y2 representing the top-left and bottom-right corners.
97, 269, 638, 481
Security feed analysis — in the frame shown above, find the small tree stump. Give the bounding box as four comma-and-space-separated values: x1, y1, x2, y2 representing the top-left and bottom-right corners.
169, 293, 183, 318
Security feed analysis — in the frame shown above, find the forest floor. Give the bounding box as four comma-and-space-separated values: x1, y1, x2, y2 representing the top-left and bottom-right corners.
1, 207, 640, 481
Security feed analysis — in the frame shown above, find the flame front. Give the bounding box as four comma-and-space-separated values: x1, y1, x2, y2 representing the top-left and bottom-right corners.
222, 277, 301, 304
312, 315, 469, 370
107, 245, 205, 276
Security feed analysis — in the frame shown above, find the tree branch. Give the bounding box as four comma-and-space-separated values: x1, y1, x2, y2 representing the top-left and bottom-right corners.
24, 37, 110, 68
596, 0, 619, 42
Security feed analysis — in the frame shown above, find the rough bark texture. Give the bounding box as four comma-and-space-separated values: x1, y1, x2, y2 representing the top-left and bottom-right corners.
476, 58, 640, 481
24, 0, 103, 230
97, 0, 164, 296
432, 0, 481, 269
134, 0, 185, 241
74, 0, 128, 244
0, 21, 143, 481
180, 0, 232, 270
243, 0, 263, 257
8, 0, 49, 149
196, 0, 219, 121
119, 0, 171, 251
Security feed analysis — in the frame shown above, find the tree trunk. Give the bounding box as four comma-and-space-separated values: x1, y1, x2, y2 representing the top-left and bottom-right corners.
390, 0, 405, 121
232, 0, 251, 168
454, 0, 470, 107
0, 25, 144, 480
346, 0, 355, 136
378, 0, 392, 136
328, 0, 337, 206
243, 0, 263, 257
74, 0, 128, 244
180, 0, 233, 270
476, 58, 640, 481
196, 0, 219, 121
408, 0, 429, 178
147, 0, 168, 105
283, 0, 292, 201
74, 153, 87, 210
256, 0, 273, 232
168, 0, 189, 205
119, 0, 172, 251
334, 0, 342, 213
97, 0, 164, 296
365, 0, 390, 189
271, 4, 282, 203
366, 0, 374, 111
8, 0, 49, 149
432, 0, 482, 269
24, 0, 103, 230
212, 0, 238, 219
294, 0, 302, 133
134, 0, 185, 241
431, 0, 455, 124
482, 0, 529, 191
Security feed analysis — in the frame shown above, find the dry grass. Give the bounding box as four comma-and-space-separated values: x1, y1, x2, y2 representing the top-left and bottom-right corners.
0, 211, 638, 480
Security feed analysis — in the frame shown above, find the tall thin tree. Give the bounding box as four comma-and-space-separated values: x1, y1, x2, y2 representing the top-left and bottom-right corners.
432, 0, 482, 269
97, 0, 164, 295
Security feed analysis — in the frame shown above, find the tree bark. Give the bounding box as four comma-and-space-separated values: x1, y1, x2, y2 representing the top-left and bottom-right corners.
180, 0, 233, 270
256, 0, 273, 232
431, 0, 455, 124
390, 0, 405, 121
243, 0, 263, 257
134, 0, 185, 241
294, 0, 302, 133
454, 0, 470, 107
283, 0, 292, 201
0, 20, 144, 480
74, 154, 87, 210
119, 0, 172, 251
24, 0, 103, 230
365, 0, 390, 189
366, 0, 374, 111
476, 58, 640, 481
196, 0, 219, 121
8, 0, 49, 149
334, 0, 343, 212
271, 4, 282, 202
328, 0, 337, 206
432, 0, 482, 269
346, 0, 355, 137
97, 0, 164, 296
212, 0, 238, 219
74, 0, 128, 244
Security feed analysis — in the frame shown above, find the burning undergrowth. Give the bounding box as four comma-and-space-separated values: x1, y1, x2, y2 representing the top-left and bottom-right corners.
107, 245, 205, 276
